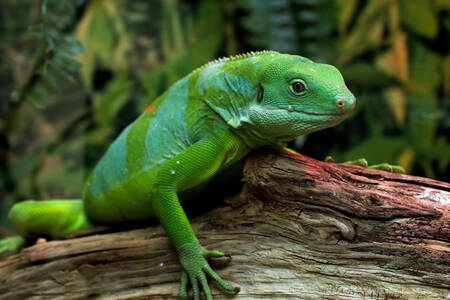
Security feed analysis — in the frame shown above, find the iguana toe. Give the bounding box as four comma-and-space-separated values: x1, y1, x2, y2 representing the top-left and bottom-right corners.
180, 272, 188, 299
368, 163, 405, 173
178, 242, 238, 300
343, 158, 368, 167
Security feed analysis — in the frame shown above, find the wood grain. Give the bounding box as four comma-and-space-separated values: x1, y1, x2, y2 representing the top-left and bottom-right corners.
0, 149, 449, 299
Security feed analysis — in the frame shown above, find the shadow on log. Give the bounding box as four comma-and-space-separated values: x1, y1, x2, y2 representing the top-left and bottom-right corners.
0, 149, 449, 299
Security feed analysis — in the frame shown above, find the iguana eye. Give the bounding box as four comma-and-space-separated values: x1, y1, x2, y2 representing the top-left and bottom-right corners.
292, 81, 305, 93
257, 84, 264, 103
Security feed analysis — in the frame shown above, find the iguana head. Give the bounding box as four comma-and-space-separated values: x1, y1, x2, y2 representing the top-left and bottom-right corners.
196, 51, 355, 148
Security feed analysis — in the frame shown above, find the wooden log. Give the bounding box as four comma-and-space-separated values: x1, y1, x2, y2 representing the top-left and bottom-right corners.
0, 149, 449, 299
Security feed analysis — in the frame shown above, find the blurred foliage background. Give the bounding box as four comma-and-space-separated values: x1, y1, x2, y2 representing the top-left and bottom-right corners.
0, 0, 448, 230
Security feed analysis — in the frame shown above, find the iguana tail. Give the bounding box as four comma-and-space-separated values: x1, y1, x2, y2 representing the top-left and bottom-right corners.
0, 199, 92, 256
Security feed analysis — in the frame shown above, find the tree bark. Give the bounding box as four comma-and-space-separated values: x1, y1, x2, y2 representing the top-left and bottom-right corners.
0, 149, 449, 299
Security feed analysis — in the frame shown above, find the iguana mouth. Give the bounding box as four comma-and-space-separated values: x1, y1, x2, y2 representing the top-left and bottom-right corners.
267, 106, 350, 117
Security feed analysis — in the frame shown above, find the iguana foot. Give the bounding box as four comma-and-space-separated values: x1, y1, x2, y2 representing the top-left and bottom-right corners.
178, 242, 239, 300
325, 156, 368, 167
368, 163, 405, 173
325, 156, 405, 173
0, 236, 25, 258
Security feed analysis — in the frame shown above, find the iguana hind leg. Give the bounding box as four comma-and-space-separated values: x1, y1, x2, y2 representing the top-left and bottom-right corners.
284, 149, 405, 174
325, 156, 405, 173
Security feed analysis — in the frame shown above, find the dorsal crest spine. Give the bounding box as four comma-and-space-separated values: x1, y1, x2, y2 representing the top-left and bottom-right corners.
193, 50, 278, 74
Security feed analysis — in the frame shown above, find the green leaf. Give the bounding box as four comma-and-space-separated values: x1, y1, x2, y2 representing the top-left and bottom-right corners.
63, 35, 85, 54
406, 94, 438, 151
9, 152, 42, 184
37, 157, 84, 197
408, 40, 442, 94
444, 55, 450, 95
336, 0, 358, 35
75, 0, 129, 86
399, 0, 438, 38
87, 4, 115, 66
29, 24, 43, 33
41, 0, 48, 16
10, 0, 85, 107
48, 61, 76, 82
341, 136, 408, 166
337, 0, 390, 63
52, 50, 82, 72
384, 88, 406, 126
341, 63, 400, 88
93, 76, 134, 126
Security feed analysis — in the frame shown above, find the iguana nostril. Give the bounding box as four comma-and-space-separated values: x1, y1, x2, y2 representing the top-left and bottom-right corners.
336, 98, 345, 108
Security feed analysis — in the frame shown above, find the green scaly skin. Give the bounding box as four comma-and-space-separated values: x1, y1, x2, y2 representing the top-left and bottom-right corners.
0, 51, 356, 299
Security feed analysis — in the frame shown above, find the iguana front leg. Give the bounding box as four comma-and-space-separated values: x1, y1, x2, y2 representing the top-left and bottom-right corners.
151, 137, 240, 300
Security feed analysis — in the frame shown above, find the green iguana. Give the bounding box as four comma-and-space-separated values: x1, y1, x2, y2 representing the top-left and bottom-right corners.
0, 51, 400, 299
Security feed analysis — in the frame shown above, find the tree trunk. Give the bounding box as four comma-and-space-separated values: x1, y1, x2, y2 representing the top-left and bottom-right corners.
0, 149, 449, 299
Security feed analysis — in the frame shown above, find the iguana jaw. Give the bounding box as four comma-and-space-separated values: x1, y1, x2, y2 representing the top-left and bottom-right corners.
233, 103, 353, 149
266, 105, 351, 117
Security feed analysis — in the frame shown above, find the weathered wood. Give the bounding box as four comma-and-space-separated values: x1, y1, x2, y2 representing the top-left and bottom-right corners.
0, 149, 449, 299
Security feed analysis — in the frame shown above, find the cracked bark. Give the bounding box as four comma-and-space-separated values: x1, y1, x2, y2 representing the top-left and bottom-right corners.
0, 149, 449, 299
